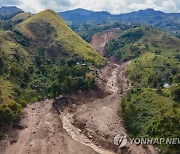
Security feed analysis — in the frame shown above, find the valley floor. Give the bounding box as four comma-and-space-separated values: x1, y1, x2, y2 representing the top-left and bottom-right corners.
0, 62, 159, 154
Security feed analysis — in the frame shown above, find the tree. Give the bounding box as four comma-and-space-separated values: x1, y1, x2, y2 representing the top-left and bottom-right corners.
172, 86, 180, 102
51, 81, 59, 97
0, 102, 22, 126
72, 65, 86, 77
0, 106, 13, 125
23, 72, 30, 82
0, 57, 4, 74
8, 102, 22, 115
85, 72, 95, 88
10, 64, 24, 79
152, 74, 158, 88
58, 65, 71, 82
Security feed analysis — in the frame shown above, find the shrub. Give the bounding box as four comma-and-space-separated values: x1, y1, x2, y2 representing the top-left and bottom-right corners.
0, 131, 3, 139
172, 86, 180, 102
0, 102, 22, 126
0, 57, 4, 75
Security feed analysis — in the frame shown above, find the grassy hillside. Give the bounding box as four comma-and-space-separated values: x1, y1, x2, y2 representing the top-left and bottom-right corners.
15, 10, 106, 66
0, 10, 106, 137
11, 12, 31, 22
112, 26, 180, 153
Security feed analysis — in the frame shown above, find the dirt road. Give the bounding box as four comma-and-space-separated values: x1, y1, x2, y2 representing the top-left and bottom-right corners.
0, 62, 158, 154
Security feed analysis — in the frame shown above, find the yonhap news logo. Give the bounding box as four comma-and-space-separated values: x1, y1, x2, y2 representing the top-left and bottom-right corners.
114, 134, 180, 148
114, 134, 128, 148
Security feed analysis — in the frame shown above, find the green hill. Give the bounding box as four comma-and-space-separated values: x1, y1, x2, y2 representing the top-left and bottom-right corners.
11, 12, 32, 22
105, 26, 179, 61
0, 10, 106, 136
15, 10, 105, 65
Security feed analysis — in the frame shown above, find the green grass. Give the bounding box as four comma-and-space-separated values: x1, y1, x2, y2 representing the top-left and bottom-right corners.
11, 12, 31, 22
15, 10, 106, 66
0, 78, 14, 103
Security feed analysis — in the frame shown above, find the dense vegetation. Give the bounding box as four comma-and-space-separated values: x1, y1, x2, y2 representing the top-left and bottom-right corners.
105, 26, 162, 61
0, 10, 105, 137
49, 60, 95, 98
112, 27, 180, 153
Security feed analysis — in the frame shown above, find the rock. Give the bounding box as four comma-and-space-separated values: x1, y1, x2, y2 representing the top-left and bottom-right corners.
52, 96, 73, 112
10, 139, 17, 144
12, 123, 26, 130
95, 129, 99, 133
79, 130, 82, 133
88, 135, 93, 139
87, 132, 93, 139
